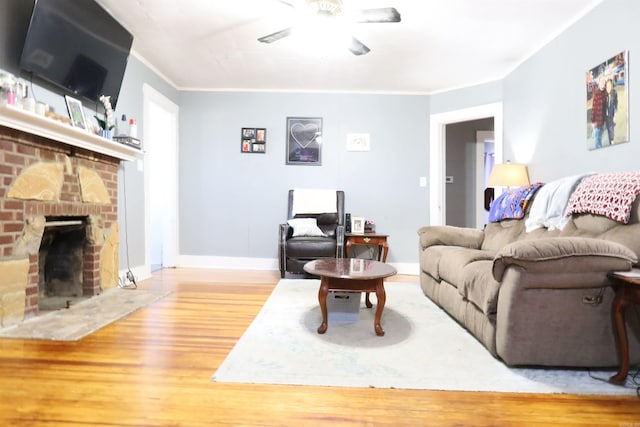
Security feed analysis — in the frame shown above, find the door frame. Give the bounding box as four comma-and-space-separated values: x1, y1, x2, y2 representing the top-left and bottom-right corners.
143, 83, 179, 273
429, 102, 503, 226
475, 130, 494, 229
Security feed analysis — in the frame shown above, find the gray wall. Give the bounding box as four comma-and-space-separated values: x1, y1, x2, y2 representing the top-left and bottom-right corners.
178, 91, 430, 263
502, 0, 640, 181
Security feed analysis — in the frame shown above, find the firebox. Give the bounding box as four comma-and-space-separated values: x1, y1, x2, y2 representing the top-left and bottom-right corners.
38, 216, 89, 311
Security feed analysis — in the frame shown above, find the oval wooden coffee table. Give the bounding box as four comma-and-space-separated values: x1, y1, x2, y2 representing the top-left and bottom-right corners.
303, 258, 397, 336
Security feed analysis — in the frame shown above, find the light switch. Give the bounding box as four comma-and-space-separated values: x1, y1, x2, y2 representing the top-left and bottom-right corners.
419, 176, 427, 187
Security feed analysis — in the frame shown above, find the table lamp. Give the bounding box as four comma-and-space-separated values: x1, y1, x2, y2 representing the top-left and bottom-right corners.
484, 161, 530, 210
487, 161, 530, 188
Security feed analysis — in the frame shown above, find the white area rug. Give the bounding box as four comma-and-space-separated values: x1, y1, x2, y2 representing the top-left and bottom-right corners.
0, 288, 170, 341
212, 279, 638, 395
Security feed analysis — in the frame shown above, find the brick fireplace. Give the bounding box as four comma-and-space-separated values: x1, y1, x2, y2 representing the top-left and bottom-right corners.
0, 108, 136, 327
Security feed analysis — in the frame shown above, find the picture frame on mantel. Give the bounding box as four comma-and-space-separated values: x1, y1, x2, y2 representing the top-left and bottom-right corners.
241, 127, 266, 153
64, 95, 87, 130
586, 50, 629, 150
286, 117, 322, 165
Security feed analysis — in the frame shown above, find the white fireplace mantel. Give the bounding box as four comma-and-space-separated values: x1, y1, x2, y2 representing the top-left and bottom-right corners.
0, 104, 140, 161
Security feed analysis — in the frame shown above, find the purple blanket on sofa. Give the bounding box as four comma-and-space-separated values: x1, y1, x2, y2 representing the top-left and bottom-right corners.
489, 183, 544, 222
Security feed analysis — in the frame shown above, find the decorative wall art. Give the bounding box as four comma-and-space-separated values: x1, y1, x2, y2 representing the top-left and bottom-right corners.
346, 133, 370, 151
241, 127, 266, 153
286, 117, 322, 165
586, 50, 629, 150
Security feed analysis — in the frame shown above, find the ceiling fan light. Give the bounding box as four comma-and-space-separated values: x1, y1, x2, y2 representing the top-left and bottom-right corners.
306, 0, 342, 15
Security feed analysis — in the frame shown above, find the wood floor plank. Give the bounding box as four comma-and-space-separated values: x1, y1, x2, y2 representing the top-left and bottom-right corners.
0, 268, 638, 426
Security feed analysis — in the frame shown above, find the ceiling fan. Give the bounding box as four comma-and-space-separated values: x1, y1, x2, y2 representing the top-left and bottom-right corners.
257, 0, 401, 56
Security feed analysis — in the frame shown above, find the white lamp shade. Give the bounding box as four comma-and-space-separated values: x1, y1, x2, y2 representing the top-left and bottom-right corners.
487, 162, 530, 187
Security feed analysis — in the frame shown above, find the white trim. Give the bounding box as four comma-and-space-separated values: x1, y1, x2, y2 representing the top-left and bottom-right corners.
142, 83, 180, 276
0, 104, 140, 161
118, 265, 152, 285
475, 130, 494, 229
429, 103, 503, 226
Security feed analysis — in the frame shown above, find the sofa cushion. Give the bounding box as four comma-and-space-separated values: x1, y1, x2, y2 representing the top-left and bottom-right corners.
458, 260, 501, 315
430, 247, 495, 286
285, 236, 336, 258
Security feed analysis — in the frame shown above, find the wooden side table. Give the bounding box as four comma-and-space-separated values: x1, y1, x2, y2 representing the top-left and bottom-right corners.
345, 232, 389, 262
608, 269, 640, 385
345, 232, 390, 309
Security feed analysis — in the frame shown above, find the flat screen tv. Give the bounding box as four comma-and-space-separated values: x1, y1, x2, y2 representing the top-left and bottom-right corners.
19, 0, 133, 109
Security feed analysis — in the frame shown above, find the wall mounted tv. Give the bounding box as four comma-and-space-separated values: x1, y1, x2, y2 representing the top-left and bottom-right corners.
19, 0, 133, 109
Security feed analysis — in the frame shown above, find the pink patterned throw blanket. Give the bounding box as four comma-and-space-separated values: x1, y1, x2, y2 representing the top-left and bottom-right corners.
489, 183, 544, 222
565, 171, 640, 223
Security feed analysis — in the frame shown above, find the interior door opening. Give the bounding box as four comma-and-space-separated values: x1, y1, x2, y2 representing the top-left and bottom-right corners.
144, 84, 179, 273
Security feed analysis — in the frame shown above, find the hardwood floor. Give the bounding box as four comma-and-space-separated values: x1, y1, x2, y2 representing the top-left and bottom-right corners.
0, 268, 638, 426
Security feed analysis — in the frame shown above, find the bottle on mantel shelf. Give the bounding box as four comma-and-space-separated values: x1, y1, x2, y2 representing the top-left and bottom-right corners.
129, 118, 137, 139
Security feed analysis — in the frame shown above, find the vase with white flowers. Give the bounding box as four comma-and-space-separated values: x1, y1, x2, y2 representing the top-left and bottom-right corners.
95, 95, 115, 139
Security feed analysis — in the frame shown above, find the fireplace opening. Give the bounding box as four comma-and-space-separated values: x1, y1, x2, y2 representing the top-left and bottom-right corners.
38, 216, 90, 312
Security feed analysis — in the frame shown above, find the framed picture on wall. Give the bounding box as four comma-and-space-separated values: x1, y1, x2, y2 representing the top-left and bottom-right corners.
586, 50, 629, 150
241, 127, 266, 154
286, 117, 322, 165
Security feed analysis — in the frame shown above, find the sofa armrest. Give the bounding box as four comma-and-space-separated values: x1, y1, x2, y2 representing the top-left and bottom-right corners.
493, 237, 638, 281
417, 225, 484, 250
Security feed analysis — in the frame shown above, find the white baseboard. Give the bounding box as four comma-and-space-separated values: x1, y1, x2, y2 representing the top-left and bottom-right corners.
118, 264, 151, 285
176, 255, 419, 276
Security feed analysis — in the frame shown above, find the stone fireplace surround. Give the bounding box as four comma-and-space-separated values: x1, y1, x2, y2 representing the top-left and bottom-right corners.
0, 107, 138, 327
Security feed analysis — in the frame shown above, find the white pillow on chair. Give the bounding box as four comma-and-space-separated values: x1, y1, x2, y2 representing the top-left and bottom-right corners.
287, 218, 326, 237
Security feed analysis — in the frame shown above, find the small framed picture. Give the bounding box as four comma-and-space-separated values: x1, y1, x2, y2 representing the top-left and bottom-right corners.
351, 216, 365, 234
241, 127, 266, 154
65, 95, 87, 130
346, 133, 371, 151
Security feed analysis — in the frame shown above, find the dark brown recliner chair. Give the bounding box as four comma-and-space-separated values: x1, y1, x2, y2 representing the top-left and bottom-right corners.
279, 189, 345, 278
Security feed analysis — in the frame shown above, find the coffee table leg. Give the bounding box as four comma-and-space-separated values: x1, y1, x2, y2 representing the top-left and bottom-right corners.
317, 278, 329, 334
374, 279, 386, 336
365, 292, 372, 308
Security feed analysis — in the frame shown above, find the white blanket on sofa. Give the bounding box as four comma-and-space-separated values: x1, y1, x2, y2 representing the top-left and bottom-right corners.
525, 174, 592, 232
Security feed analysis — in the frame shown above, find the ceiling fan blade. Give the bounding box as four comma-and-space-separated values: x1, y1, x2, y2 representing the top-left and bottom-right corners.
258, 27, 293, 44
354, 7, 401, 23
347, 37, 370, 56
278, 0, 296, 8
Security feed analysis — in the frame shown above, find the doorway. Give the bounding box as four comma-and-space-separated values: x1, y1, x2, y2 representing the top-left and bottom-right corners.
429, 102, 503, 226
444, 119, 493, 228
143, 84, 179, 272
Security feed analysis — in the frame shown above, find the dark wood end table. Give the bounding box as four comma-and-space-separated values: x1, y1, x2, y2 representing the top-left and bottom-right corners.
345, 232, 390, 307
303, 258, 397, 336
345, 232, 389, 262
608, 269, 640, 385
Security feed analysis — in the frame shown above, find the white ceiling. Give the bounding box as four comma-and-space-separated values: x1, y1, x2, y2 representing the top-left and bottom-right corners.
97, 0, 603, 94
